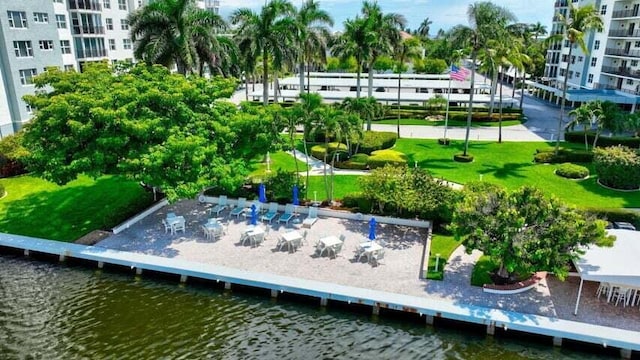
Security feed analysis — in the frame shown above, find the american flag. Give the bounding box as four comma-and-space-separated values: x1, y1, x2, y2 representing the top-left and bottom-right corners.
450, 65, 470, 81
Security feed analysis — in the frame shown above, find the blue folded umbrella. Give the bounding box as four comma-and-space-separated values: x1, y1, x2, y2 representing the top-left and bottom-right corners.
293, 184, 299, 206
369, 217, 377, 240
250, 204, 257, 225
259, 183, 267, 203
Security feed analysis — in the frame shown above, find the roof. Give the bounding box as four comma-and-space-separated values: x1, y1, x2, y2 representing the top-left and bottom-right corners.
574, 229, 640, 287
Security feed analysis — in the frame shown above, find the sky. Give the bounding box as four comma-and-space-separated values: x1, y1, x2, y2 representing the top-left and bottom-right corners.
219, 0, 556, 35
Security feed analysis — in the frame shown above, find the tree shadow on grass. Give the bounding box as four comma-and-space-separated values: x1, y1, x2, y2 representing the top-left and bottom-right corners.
478, 162, 531, 180
572, 176, 640, 208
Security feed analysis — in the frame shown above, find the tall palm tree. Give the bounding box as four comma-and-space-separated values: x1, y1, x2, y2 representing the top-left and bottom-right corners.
417, 17, 432, 39
361, 1, 406, 99
393, 37, 422, 137
547, 3, 603, 153
129, 0, 227, 75
449, 1, 516, 156
295, 0, 333, 96
567, 103, 596, 150
231, 0, 296, 106
331, 17, 370, 99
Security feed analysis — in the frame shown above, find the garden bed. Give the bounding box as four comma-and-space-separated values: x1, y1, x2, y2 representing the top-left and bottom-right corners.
482, 272, 547, 294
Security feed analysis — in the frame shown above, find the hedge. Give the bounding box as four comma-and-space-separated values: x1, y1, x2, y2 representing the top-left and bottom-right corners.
310, 143, 348, 160
453, 153, 474, 162
565, 131, 640, 148
556, 163, 589, 179
582, 208, 640, 229
367, 149, 408, 169
341, 192, 373, 212
534, 148, 594, 163
357, 131, 397, 155
381, 110, 522, 123
338, 153, 369, 170
594, 146, 640, 190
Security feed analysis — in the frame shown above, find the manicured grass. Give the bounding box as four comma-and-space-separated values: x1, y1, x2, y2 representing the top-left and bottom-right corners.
0, 175, 154, 242
375, 118, 522, 127
393, 139, 640, 208
425, 233, 461, 280
248, 151, 308, 178
305, 175, 361, 202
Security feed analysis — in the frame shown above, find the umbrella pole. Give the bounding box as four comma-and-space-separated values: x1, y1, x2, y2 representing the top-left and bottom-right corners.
573, 278, 584, 316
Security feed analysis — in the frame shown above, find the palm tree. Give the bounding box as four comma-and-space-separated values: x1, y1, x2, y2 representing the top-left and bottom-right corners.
417, 17, 432, 39
290, 93, 324, 190
393, 37, 422, 137
449, 1, 516, 156
361, 1, 406, 99
567, 103, 596, 150
548, 3, 603, 153
129, 0, 227, 75
338, 97, 384, 142
331, 17, 370, 99
231, 0, 296, 106
294, 0, 333, 96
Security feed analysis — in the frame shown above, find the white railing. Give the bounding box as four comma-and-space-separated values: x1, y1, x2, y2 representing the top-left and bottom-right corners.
112, 199, 169, 234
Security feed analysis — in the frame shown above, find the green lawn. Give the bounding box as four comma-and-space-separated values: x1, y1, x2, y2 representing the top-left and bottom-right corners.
248, 151, 309, 178
393, 139, 640, 208
306, 175, 361, 202
425, 233, 461, 280
0, 175, 154, 242
470, 255, 495, 287
375, 118, 522, 127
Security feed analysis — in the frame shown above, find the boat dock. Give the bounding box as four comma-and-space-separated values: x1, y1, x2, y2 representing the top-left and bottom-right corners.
0, 232, 638, 358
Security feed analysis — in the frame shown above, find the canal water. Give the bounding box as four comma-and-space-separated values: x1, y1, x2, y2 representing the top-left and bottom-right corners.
0, 255, 616, 359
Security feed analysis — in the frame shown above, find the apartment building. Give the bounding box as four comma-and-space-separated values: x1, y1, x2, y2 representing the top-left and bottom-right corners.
541, 0, 640, 111
0, 0, 221, 137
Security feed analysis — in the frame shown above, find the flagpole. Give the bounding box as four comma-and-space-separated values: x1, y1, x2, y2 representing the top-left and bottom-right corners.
443, 66, 452, 140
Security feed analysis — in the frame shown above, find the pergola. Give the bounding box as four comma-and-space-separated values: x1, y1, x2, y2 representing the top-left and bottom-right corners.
572, 229, 640, 315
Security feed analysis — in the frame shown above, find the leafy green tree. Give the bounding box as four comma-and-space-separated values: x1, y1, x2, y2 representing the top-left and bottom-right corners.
547, 3, 603, 154
288, 93, 324, 190
416, 58, 448, 74
231, 0, 297, 105
294, 0, 333, 95
373, 56, 395, 73
417, 17, 432, 39
129, 0, 228, 75
337, 97, 384, 134
22, 62, 282, 201
451, 186, 613, 281
449, 1, 516, 156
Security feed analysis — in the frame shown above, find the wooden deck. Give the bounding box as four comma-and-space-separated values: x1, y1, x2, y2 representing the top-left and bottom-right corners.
0, 232, 638, 357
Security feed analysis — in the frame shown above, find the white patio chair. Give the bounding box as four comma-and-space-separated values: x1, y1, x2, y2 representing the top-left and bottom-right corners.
162, 219, 171, 233
302, 207, 318, 228
371, 248, 385, 266
230, 198, 247, 218
596, 282, 611, 299
172, 219, 186, 234
251, 232, 265, 247
278, 204, 295, 225
261, 202, 279, 223
210, 195, 228, 216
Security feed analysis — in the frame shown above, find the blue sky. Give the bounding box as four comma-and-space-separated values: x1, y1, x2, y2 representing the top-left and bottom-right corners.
220, 0, 555, 34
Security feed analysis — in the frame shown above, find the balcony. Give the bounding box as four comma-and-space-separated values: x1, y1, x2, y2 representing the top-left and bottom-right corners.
594, 82, 640, 95
605, 47, 640, 58
72, 25, 105, 35
608, 29, 640, 38
612, 9, 639, 19
76, 47, 107, 59
68, 0, 101, 11
601, 66, 640, 79
554, 0, 568, 7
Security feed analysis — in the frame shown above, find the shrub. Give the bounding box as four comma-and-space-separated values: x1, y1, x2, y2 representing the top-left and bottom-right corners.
594, 146, 640, 190
356, 131, 397, 155
338, 153, 369, 170
582, 208, 640, 229
0, 133, 28, 178
438, 138, 450, 145
565, 131, 640, 148
534, 148, 593, 163
453, 153, 474, 162
366, 149, 407, 169
341, 192, 372, 212
310, 143, 348, 160
556, 163, 589, 179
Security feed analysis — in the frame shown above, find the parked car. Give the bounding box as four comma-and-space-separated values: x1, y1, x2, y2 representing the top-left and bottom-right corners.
607, 221, 637, 231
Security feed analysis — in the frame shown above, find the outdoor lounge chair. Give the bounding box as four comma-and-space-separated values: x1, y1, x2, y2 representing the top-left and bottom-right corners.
210, 195, 228, 216
261, 202, 279, 223
278, 204, 295, 225
230, 198, 247, 218
302, 206, 318, 228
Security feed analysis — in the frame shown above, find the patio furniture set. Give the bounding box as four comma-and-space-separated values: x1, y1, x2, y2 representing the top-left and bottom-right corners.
596, 282, 640, 309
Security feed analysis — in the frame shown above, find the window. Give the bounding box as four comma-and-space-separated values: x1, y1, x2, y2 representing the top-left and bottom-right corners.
123, 38, 132, 49
19, 69, 37, 85
13, 41, 33, 57
54, 0, 63, 3
26, 104, 33, 114
559, 68, 566, 77
60, 40, 71, 54
56, 14, 66, 28
120, 19, 129, 30
118, 0, 127, 10
103, 0, 111, 9
594, 40, 600, 50
627, 79, 634, 85
632, 60, 639, 67
7, 11, 28, 28
39, 40, 54, 50
601, 5, 607, 15
64, 64, 74, 71
578, 56, 583, 62
575, 72, 580, 78
33, 12, 49, 23
564, 40, 569, 48
588, 74, 594, 83
105, 18, 113, 30
591, 57, 597, 67
571, 55, 576, 64
109, 38, 116, 50
568, 70, 573, 78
